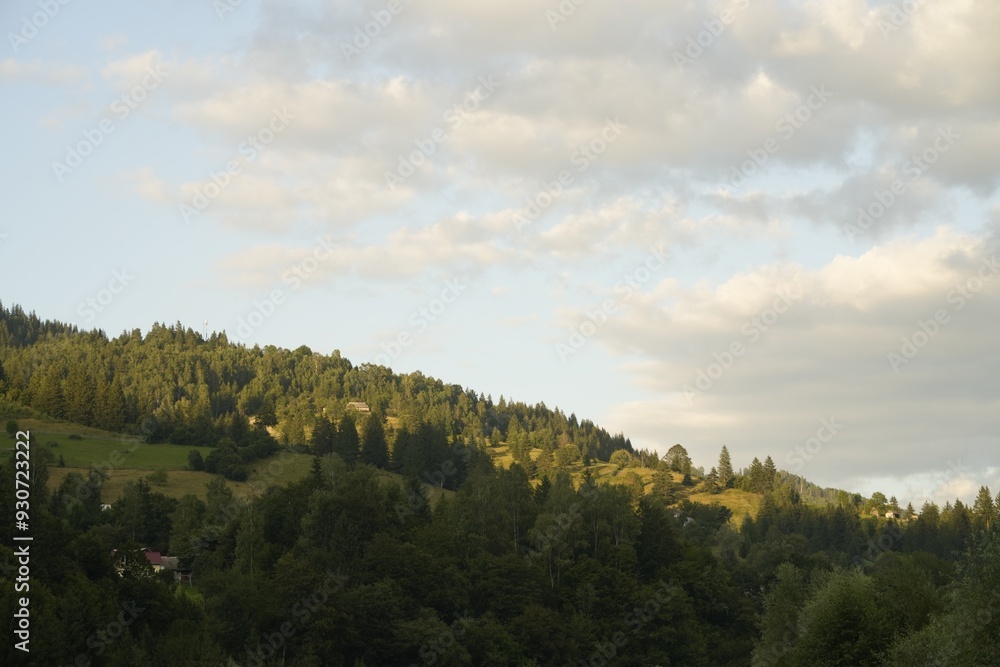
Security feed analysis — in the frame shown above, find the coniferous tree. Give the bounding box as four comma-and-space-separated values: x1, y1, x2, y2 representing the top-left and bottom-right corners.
94, 378, 127, 432
256, 398, 278, 427
335, 413, 360, 464
311, 414, 336, 456
359, 410, 389, 468
763, 455, 777, 491
63, 367, 95, 425
537, 442, 555, 474
973, 485, 995, 532
34, 366, 65, 418
748, 457, 765, 493
705, 466, 719, 493
281, 413, 306, 446
718, 445, 734, 489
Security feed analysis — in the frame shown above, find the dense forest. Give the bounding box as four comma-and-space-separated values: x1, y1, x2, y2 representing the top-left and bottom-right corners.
1, 302, 999, 666
0, 301, 632, 481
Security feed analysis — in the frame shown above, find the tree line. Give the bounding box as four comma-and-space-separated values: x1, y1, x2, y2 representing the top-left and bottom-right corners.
0, 302, 633, 475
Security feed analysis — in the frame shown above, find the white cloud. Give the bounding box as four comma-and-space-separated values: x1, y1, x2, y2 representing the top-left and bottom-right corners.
0, 58, 87, 85
598, 229, 1000, 494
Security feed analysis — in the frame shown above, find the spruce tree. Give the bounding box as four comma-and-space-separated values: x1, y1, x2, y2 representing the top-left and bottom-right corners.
336, 413, 360, 464
63, 367, 95, 426
718, 445, 734, 489
311, 415, 335, 456
763, 455, 777, 491
748, 457, 765, 493
359, 410, 389, 469
973, 485, 995, 531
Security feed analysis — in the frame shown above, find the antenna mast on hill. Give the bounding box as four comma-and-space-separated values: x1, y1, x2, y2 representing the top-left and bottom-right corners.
204, 320, 208, 339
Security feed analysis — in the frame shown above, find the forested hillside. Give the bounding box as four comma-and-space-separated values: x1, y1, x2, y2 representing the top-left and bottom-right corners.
1, 303, 999, 666
0, 301, 632, 480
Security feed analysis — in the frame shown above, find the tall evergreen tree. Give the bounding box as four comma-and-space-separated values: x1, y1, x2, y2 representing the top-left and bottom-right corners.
973, 485, 995, 532
335, 413, 360, 464
748, 457, 765, 493
718, 445, 734, 489
763, 455, 777, 491
256, 398, 278, 427
705, 466, 719, 493
63, 367, 95, 425
359, 410, 389, 468
94, 378, 127, 432
311, 415, 335, 456
34, 366, 65, 418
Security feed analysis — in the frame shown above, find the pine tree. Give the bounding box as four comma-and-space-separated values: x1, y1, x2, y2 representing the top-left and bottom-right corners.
973, 485, 995, 532
94, 379, 127, 432
34, 367, 65, 419
311, 415, 335, 456
763, 455, 777, 491
282, 413, 305, 446
718, 445, 734, 489
359, 410, 389, 469
256, 399, 278, 427
229, 412, 251, 448
748, 457, 765, 493
651, 469, 677, 504
705, 466, 719, 493
536, 442, 555, 473
63, 367, 95, 426
335, 413, 360, 464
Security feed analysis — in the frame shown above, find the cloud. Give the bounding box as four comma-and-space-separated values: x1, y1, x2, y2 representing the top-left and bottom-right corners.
598, 229, 1000, 493
0, 58, 87, 85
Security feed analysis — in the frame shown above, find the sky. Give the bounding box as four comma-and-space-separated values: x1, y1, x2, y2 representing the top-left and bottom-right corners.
2, 0, 998, 508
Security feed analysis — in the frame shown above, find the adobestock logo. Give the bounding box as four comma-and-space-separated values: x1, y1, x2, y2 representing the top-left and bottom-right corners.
684, 284, 802, 404
512, 117, 626, 232
234, 236, 337, 341
384, 75, 502, 190
556, 246, 668, 362
52, 64, 168, 183
374, 278, 468, 366
77, 269, 135, 323
179, 107, 294, 224
785, 417, 844, 473
844, 127, 960, 241
8, 0, 72, 53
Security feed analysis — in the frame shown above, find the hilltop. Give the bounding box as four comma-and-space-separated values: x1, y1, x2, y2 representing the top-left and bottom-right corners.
0, 301, 871, 523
